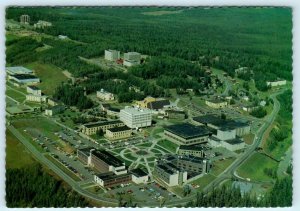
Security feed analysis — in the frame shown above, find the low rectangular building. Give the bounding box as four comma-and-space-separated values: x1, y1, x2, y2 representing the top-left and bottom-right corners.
45, 105, 65, 116
164, 123, 212, 145
130, 168, 149, 184
267, 80, 287, 87
26, 94, 47, 103
222, 138, 245, 151
94, 172, 132, 188
123, 60, 140, 67
205, 98, 228, 109
178, 145, 207, 158
153, 163, 187, 187
147, 99, 170, 110
165, 110, 186, 120
27, 85, 42, 96
82, 120, 124, 135
105, 126, 132, 141
97, 89, 115, 101
6, 66, 33, 75
9, 74, 40, 85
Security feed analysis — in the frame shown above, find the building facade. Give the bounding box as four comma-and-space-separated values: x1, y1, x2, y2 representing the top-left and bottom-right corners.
26, 94, 47, 103
105, 126, 132, 141
177, 145, 206, 158
104, 49, 120, 61
45, 105, 65, 116
120, 107, 152, 129
205, 99, 228, 109
130, 168, 149, 184
20, 14, 30, 24
153, 163, 187, 187
97, 89, 115, 101
94, 172, 132, 188
26, 85, 42, 96
82, 120, 124, 135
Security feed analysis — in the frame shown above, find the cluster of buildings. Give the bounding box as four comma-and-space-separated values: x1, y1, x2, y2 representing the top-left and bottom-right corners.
77, 148, 148, 188
104, 49, 142, 67
154, 154, 210, 186
120, 107, 152, 129
97, 89, 115, 101
26, 85, 47, 103
136, 96, 170, 111
33, 20, 52, 29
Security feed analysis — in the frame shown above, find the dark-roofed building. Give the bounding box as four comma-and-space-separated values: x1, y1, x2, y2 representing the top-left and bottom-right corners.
165, 109, 186, 120
27, 85, 42, 96
9, 74, 40, 84
105, 125, 132, 141
208, 136, 245, 151
153, 162, 187, 186
107, 107, 120, 117
130, 168, 149, 184
45, 105, 65, 116
178, 144, 209, 158
77, 147, 95, 165
82, 120, 124, 135
94, 172, 132, 188
192, 115, 250, 136
147, 99, 170, 110
91, 150, 127, 175
164, 123, 212, 145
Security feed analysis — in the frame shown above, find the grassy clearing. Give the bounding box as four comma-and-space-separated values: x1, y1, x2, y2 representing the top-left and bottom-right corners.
153, 145, 171, 154
45, 154, 81, 182
142, 10, 183, 16
25, 62, 68, 95
190, 174, 217, 191
6, 130, 37, 169
157, 139, 179, 153
137, 142, 153, 148
210, 157, 236, 176
243, 133, 255, 145
6, 89, 26, 102
236, 152, 278, 182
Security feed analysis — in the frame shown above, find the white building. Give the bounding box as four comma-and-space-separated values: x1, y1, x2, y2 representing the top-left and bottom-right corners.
153, 163, 187, 187
123, 60, 140, 67
131, 168, 149, 184
267, 80, 287, 87
26, 85, 42, 96
216, 128, 236, 141
26, 94, 47, 103
97, 89, 115, 101
124, 52, 141, 61
34, 20, 52, 29
58, 35, 68, 39
105, 49, 120, 61
120, 107, 152, 129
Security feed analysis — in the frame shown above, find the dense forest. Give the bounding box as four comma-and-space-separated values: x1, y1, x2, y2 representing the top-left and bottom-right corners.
185, 176, 292, 207
6, 164, 91, 207
6, 7, 292, 92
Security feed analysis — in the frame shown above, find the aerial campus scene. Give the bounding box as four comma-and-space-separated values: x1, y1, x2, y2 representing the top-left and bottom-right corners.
5, 6, 292, 207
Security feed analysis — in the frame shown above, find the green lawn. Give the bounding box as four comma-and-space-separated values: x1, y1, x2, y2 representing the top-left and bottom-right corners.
6, 130, 37, 169
6, 89, 26, 102
153, 145, 171, 154
210, 157, 236, 176
157, 139, 179, 153
45, 154, 81, 182
25, 62, 68, 95
137, 142, 153, 148
236, 152, 278, 182
189, 174, 216, 191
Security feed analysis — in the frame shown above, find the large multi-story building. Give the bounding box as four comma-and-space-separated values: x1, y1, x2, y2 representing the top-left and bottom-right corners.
9, 74, 40, 85
77, 147, 94, 165
97, 89, 115, 101
164, 123, 212, 145
153, 163, 187, 187
104, 49, 120, 61
90, 150, 127, 175
94, 172, 132, 188
120, 107, 152, 129
105, 126, 132, 141
178, 145, 208, 158
130, 168, 149, 184
81, 120, 124, 135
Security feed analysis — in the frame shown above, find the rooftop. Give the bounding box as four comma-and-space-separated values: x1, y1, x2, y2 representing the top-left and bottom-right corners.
147, 99, 170, 110
107, 126, 131, 133
165, 123, 212, 139
91, 150, 124, 167
27, 85, 40, 90
6, 66, 33, 74
83, 120, 123, 128
78, 147, 95, 156
130, 168, 148, 177
95, 172, 130, 181
121, 107, 152, 115
179, 144, 206, 151
156, 163, 181, 175
11, 74, 39, 80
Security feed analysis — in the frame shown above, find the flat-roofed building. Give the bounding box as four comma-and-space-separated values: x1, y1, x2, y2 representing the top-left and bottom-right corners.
82, 120, 124, 135
77, 148, 95, 165
205, 98, 228, 109
105, 49, 120, 61
94, 172, 132, 188
107, 107, 120, 117
267, 79, 287, 87
34, 20, 52, 29
105, 126, 132, 141
176, 156, 210, 174
6, 66, 33, 75
147, 99, 170, 111
90, 150, 127, 175
124, 52, 141, 61
178, 145, 207, 158
123, 60, 140, 67
120, 107, 152, 129
26, 94, 47, 103
26, 85, 42, 96
165, 110, 186, 120
136, 96, 156, 108
192, 115, 250, 136
9, 74, 40, 85
208, 136, 245, 151
45, 105, 65, 116
153, 163, 187, 187
130, 168, 149, 184
97, 89, 115, 101
164, 123, 212, 145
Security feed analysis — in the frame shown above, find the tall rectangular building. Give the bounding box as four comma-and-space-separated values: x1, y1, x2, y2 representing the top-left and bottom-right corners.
120, 107, 152, 129
124, 52, 141, 61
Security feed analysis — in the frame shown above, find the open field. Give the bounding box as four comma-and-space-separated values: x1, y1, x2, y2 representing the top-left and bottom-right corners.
210, 157, 236, 176
236, 152, 278, 182
156, 139, 179, 153
190, 174, 217, 191
6, 130, 37, 169
6, 89, 26, 102
142, 10, 183, 16
26, 62, 68, 95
